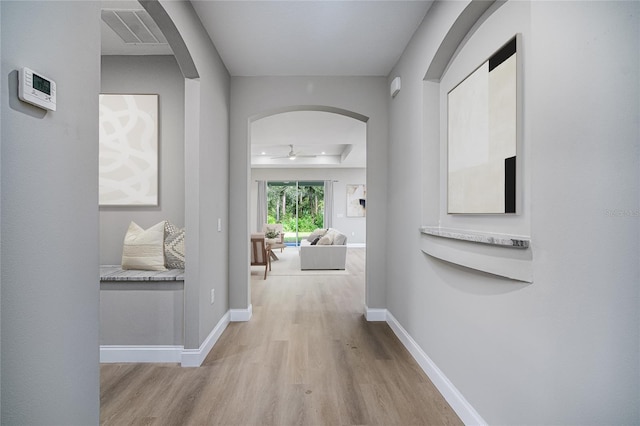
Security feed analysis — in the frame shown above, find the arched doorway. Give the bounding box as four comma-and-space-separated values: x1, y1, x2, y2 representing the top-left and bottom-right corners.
247, 106, 368, 311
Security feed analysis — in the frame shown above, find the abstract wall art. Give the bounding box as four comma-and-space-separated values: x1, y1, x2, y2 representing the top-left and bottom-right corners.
346, 184, 366, 217
99, 94, 159, 206
448, 36, 518, 214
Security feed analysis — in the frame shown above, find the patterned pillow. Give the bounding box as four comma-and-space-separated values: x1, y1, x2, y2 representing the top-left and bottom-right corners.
121, 221, 167, 271
164, 221, 185, 269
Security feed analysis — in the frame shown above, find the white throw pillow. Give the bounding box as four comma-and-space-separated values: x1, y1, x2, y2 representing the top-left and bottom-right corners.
333, 232, 347, 246
307, 228, 328, 242
121, 221, 167, 271
327, 229, 342, 243
317, 233, 334, 245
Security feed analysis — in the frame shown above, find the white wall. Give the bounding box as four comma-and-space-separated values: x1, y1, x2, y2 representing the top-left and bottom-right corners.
157, 1, 231, 349
1, 2, 101, 423
100, 55, 185, 264
100, 282, 184, 345
230, 77, 388, 313
251, 168, 367, 244
387, 1, 639, 424
0, 2, 3, 421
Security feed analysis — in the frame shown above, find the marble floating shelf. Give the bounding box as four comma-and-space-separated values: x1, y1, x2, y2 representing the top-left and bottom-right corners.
419, 226, 530, 249
420, 226, 532, 283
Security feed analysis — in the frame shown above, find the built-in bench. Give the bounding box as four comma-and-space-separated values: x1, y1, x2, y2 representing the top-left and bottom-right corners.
99, 265, 242, 366
99, 266, 186, 363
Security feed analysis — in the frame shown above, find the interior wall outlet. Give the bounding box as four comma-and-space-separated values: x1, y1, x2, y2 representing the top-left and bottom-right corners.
217, 218, 222, 232
210, 289, 215, 304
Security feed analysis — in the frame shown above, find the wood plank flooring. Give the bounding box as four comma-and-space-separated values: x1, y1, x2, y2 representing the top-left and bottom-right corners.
100, 248, 462, 425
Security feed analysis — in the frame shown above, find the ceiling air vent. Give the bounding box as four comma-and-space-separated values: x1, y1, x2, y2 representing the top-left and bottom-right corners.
101, 9, 167, 44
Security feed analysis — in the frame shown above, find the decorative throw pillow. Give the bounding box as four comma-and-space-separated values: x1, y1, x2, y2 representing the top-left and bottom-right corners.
333, 232, 347, 246
164, 221, 185, 269
317, 234, 334, 245
121, 221, 167, 271
307, 228, 328, 242
324, 229, 341, 244
310, 236, 321, 246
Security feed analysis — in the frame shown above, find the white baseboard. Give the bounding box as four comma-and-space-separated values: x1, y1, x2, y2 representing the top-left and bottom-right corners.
99, 311, 231, 367
386, 311, 487, 426
230, 304, 253, 322
181, 310, 230, 367
364, 306, 387, 321
100, 345, 183, 363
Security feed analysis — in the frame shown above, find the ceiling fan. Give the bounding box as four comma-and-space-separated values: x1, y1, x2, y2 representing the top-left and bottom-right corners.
271, 144, 317, 160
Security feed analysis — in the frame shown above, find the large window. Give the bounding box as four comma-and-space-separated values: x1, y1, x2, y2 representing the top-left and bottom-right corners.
267, 181, 324, 245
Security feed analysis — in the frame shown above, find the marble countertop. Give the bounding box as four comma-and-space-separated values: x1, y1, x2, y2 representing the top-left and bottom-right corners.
100, 265, 185, 281
420, 226, 530, 249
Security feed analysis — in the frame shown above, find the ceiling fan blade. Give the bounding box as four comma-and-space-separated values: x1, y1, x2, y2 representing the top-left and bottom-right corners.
268, 145, 317, 159
270, 154, 317, 159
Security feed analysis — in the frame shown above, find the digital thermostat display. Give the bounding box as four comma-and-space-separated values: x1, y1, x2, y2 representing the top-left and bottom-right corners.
19, 67, 56, 111
32, 73, 51, 95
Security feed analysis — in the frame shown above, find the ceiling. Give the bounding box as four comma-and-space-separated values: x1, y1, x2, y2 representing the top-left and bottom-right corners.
251, 111, 366, 168
101, 0, 434, 167
191, 1, 433, 77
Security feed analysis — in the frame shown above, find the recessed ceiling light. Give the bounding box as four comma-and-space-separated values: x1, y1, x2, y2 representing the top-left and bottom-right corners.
261, 151, 266, 155
321, 151, 326, 155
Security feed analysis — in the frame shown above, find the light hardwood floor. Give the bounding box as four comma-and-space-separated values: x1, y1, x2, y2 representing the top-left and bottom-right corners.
100, 248, 462, 425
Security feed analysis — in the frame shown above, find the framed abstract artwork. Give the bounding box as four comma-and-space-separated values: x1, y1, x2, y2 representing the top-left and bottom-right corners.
448, 35, 518, 214
346, 184, 366, 217
99, 94, 159, 206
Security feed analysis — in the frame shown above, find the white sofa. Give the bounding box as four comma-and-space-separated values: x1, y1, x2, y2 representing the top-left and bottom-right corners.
299, 228, 347, 270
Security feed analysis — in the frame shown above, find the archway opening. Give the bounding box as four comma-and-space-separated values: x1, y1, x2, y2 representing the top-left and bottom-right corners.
248, 107, 368, 310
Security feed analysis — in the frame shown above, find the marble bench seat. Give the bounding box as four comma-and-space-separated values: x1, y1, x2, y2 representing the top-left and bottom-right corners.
100, 265, 185, 282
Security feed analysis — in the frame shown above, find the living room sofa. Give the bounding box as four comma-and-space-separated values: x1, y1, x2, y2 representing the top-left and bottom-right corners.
299, 228, 347, 270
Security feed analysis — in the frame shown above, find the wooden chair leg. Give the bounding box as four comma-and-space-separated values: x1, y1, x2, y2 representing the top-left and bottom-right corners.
264, 248, 270, 279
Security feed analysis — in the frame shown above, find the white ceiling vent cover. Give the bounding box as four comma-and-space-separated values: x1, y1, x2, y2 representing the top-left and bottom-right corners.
101, 9, 167, 45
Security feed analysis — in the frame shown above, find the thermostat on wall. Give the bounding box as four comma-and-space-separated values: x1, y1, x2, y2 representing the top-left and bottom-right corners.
19, 67, 56, 111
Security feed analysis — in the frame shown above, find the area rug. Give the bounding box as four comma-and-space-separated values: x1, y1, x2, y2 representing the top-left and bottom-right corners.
256, 248, 349, 276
